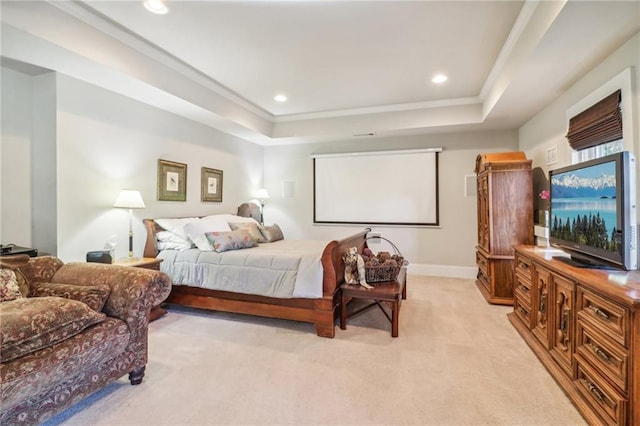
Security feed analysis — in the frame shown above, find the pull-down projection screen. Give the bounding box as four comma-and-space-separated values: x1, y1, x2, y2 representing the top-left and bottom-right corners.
313, 148, 441, 226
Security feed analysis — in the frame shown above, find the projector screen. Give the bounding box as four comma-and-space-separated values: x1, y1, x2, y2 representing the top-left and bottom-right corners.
313, 149, 440, 226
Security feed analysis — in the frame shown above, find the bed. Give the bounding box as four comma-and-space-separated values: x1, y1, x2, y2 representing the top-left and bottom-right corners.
142, 207, 369, 337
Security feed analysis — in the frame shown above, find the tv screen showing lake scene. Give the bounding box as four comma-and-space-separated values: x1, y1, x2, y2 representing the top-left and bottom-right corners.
550, 159, 618, 253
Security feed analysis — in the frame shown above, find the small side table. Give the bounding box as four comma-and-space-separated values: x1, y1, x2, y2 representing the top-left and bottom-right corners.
113, 257, 167, 321
0, 245, 38, 257
340, 268, 407, 337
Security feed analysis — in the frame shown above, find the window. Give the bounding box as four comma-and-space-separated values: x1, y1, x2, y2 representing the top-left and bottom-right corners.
573, 139, 624, 163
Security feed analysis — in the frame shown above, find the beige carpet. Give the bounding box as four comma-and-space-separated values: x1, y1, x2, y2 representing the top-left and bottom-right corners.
44, 276, 586, 425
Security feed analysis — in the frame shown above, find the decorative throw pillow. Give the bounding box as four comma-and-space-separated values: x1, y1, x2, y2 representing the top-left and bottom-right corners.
205, 229, 257, 253
0, 296, 106, 362
0, 269, 23, 302
229, 222, 265, 243
0, 254, 31, 297
185, 218, 232, 250
30, 283, 111, 312
259, 224, 284, 243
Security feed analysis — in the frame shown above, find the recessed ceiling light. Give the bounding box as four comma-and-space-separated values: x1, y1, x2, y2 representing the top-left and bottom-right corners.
144, 0, 169, 15
274, 94, 287, 102
432, 74, 448, 84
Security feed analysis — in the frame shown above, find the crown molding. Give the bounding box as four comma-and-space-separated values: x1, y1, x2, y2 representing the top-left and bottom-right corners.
47, 0, 274, 121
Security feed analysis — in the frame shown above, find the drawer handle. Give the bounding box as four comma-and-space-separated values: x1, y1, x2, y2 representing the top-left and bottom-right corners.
582, 379, 606, 404
589, 343, 611, 363
519, 262, 529, 270
519, 285, 530, 293
519, 306, 529, 317
587, 305, 610, 321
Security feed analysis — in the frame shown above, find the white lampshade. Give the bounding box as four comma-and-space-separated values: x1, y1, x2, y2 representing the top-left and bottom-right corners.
114, 190, 146, 209
255, 188, 270, 200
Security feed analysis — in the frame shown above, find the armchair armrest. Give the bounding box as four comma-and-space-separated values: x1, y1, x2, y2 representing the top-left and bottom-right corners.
49, 262, 172, 325
15, 256, 64, 291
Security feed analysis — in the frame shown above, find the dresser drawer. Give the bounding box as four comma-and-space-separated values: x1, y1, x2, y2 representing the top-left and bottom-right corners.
577, 287, 629, 347
514, 254, 532, 284
514, 278, 532, 304
576, 322, 628, 393
476, 251, 488, 275
513, 296, 533, 329
575, 359, 627, 426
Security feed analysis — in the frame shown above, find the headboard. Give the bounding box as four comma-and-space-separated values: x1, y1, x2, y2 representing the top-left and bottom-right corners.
236, 202, 261, 223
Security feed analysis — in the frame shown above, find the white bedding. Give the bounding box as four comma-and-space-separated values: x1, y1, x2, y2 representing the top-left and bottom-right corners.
157, 239, 331, 299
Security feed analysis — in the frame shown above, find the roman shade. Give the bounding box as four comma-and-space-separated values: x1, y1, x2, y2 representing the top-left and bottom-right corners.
566, 89, 622, 150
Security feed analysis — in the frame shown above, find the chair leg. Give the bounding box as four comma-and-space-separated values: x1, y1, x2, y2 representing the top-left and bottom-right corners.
129, 366, 146, 385
391, 301, 399, 337
340, 294, 347, 330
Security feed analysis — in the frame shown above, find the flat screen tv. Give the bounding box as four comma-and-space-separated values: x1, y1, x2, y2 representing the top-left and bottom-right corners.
549, 151, 637, 270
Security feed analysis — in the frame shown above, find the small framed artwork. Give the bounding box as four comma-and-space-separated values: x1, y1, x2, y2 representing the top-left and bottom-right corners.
546, 145, 558, 166
157, 159, 187, 201
201, 167, 223, 202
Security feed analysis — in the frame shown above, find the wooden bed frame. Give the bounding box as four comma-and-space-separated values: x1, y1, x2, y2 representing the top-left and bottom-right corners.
143, 218, 369, 337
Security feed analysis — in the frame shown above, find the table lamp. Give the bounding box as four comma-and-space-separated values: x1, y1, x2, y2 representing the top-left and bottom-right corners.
255, 188, 270, 225
114, 189, 146, 259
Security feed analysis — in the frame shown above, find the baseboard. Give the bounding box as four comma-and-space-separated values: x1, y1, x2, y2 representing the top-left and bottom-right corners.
407, 263, 477, 279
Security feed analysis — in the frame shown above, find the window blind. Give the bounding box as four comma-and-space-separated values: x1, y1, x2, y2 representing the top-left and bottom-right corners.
565, 89, 622, 151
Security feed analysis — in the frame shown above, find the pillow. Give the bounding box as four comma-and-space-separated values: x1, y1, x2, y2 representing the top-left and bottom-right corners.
219, 214, 260, 225
205, 229, 257, 253
184, 218, 232, 251
0, 255, 31, 297
30, 283, 111, 312
0, 296, 106, 362
259, 224, 284, 243
229, 222, 265, 243
154, 217, 200, 241
0, 269, 23, 302
156, 231, 193, 251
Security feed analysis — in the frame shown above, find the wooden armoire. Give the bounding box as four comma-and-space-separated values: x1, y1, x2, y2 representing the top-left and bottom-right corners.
475, 152, 533, 305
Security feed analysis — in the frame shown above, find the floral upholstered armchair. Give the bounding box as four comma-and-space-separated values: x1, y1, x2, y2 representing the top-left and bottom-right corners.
0, 255, 171, 424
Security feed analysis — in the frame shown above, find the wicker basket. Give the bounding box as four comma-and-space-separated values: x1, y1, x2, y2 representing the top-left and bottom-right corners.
364, 261, 404, 283
362, 236, 408, 284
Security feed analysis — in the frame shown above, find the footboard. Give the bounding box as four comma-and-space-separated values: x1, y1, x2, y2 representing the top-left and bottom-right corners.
321, 228, 370, 297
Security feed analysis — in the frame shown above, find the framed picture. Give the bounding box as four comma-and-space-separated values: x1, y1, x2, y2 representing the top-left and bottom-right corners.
201, 167, 223, 202
157, 159, 187, 201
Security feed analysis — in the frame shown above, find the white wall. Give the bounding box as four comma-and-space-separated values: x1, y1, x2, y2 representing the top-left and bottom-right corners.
1, 67, 32, 247
54, 74, 264, 261
263, 130, 519, 277
519, 32, 640, 174
0, 70, 264, 262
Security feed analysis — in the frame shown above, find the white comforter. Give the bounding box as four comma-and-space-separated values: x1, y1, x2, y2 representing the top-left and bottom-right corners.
157, 239, 331, 299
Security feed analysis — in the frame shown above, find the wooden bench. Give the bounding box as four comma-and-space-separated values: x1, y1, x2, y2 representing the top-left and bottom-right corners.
339, 268, 407, 337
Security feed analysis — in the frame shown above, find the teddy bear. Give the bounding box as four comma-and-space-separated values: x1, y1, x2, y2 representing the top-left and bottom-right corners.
342, 247, 372, 289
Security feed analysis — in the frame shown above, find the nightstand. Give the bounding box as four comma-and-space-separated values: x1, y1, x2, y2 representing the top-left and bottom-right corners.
0, 245, 38, 257
340, 268, 407, 337
113, 257, 167, 321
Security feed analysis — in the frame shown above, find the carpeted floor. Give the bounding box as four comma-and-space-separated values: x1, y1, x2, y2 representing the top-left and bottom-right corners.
44, 275, 586, 425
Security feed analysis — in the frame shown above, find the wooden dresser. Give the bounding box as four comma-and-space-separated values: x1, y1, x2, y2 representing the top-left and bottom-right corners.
475, 152, 533, 305
510, 246, 640, 425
